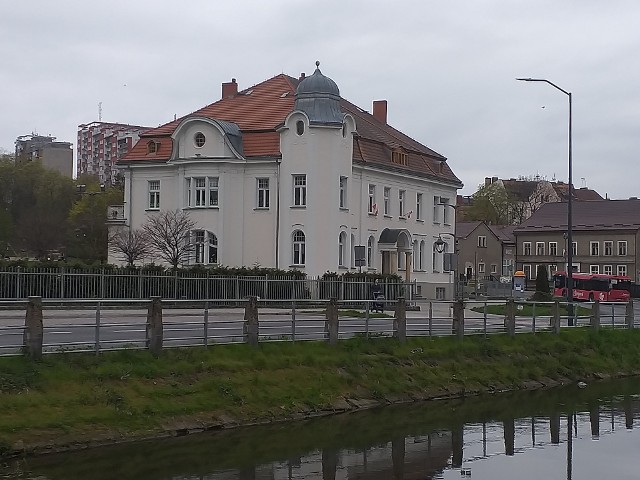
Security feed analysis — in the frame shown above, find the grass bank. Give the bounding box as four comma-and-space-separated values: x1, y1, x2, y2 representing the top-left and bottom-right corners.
470, 302, 592, 316
2, 329, 640, 457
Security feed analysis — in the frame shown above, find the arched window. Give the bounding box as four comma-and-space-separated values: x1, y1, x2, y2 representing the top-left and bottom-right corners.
413, 241, 419, 272
296, 120, 305, 136
367, 236, 374, 268
292, 230, 306, 265
147, 141, 158, 154
208, 233, 218, 264
398, 248, 405, 270
338, 231, 346, 267
419, 240, 425, 270
192, 230, 219, 265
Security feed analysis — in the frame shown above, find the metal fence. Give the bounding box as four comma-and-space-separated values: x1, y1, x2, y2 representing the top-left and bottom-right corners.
1, 298, 637, 357
0, 268, 413, 302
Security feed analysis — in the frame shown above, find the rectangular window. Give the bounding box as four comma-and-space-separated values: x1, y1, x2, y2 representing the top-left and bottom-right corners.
257, 178, 270, 209
194, 230, 205, 264
603, 265, 613, 275
478, 263, 485, 274
590, 241, 599, 256
433, 196, 440, 223
572, 242, 577, 256
195, 177, 206, 207
549, 264, 558, 276
604, 241, 613, 256
368, 184, 376, 214
209, 177, 219, 207
590, 264, 600, 274
491, 264, 498, 274
441, 198, 451, 224
185, 178, 191, 207
549, 242, 558, 256
339, 176, 347, 209
618, 241, 628, 256
148, 180, 160, 210
478, 236, 487, 248
383, 187, 390, 215
416, 193, 423, 220
435, 287, 445, 300
523, 264, 532, 280
399, 190, 406, 217
523, 242, 531, 256
536, 242, 545, 256
293, 174, 307, 206
618, 265, 627, 276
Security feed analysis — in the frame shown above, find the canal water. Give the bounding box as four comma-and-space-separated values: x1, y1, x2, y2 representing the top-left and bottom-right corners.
3, 377, 640, 479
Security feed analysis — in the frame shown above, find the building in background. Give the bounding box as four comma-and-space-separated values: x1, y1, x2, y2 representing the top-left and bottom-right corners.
14, 134, 73, 177
77, 122, 150, 185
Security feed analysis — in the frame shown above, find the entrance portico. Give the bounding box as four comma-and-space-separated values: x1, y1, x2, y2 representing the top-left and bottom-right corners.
378, 228, 413, 282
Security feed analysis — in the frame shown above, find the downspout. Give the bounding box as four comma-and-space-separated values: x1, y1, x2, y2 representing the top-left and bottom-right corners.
275, 157, 281, 269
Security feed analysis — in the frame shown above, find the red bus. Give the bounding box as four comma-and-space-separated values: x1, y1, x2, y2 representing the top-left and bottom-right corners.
552, 272, 631, 302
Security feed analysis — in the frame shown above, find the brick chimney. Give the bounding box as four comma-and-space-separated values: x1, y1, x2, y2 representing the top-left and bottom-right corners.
372, 100, 387, 124
299, 72, 306, 82
222, 78, 238, 99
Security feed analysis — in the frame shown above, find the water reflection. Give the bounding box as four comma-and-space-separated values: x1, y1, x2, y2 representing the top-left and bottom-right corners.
3, 377, 640, 479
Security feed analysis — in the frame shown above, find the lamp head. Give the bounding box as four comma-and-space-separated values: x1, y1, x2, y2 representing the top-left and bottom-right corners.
434, 236, 446, 253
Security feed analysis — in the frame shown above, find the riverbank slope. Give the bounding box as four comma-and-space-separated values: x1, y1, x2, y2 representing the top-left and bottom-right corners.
2, 329, 640, 457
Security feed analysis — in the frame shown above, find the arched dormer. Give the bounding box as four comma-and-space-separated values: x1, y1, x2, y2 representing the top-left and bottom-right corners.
171, 117, 244, 160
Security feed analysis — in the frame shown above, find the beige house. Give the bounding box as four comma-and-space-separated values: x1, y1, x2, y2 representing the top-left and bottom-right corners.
456, 221, 515, 280
514, 199, 640, 282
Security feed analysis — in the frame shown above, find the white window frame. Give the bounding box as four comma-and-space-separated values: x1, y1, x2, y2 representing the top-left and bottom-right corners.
292, 230, 306, 265
339, 176, 348, 209
523, 264, 532, 280
491, 264, 498, 274
383, 187, 390, 216
478, 263, 485, 274
399, 190, 406, 217
433, 196, 440, 223
368, 184, 377, 214
257, 178, 270, 209
441, 198, 451, 224
419, 240, 425, 270
478, 236, 487, 248
416, 193, 423, 220
367, 236, 374, 268
148, 180, 160, 210
572, 241, 578, 256
603, 241, 613, 256
590, 264, 600, 274
191, 230, 218, 265
338, 231, 346, 267
603, 265, 613, 275
590, 241, 599, 256
536, 242, 545, 256
617, 265, 627, 276
293, 174, 307, 207
523, 242, 531, 256
208, 177, 219, 207
194, 177, 206, 207
185, 178, 191, 207
350, 234, 356, 269
549, 242, 558, 256
435, 287, 445, 300
618, 241, 628, 256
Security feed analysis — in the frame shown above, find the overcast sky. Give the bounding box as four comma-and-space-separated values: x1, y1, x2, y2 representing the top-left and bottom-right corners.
1, 0, 638, 198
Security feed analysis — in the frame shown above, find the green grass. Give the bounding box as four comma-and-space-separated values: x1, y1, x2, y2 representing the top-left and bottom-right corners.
471, 302, 592, 317
1, 329, 640, 454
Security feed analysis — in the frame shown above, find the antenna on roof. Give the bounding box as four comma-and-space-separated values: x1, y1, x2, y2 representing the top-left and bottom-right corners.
98, 102, 102, 122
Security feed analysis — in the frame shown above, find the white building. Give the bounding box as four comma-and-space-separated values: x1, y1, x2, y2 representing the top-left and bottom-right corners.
109, 64, 463, 299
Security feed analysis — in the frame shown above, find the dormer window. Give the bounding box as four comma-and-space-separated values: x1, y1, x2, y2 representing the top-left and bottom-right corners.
296, 120, 305, 136
194, 132, 206, 148
391, 150, 408, 166
147, 141, 159, 154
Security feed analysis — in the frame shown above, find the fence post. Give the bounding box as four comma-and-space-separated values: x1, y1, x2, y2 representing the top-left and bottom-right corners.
625, 300, 634, 329
505, 299, 516, 337
291, 300, 296, 342
590, 300, 601, 330
394, 297, 407, 343
95, 300, 101, 355
59, 266, 65, 299
552, 300, 561, 334
244, 296, 259, 346
203, 302, 209, 347
15, 267, 22, 299
325, 298, 339, 346
100, 268, 106, 299
23, 296, 43, 360
365, 300, 370, 338
146, 296, 163, 357
453, 299, 465, 340
174, 271, 179, 300
428, 301, 433, 337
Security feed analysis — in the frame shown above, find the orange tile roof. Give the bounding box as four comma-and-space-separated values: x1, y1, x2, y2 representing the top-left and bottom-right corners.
121, 73, 462, 186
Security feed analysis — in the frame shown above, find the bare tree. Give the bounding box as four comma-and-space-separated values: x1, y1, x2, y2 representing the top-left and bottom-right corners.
142, 210, 196, 269
108, 228, 152, 266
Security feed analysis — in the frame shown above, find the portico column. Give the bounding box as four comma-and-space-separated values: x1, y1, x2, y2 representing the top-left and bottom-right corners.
405, 251, 411, 283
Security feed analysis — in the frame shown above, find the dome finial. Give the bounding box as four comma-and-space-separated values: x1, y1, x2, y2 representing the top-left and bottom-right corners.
315, 60, 320, 68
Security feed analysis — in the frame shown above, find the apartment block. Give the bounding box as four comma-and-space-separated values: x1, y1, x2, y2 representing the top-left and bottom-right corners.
14, 134, 73, 177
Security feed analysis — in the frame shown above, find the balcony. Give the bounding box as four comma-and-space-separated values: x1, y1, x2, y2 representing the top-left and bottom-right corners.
106, 205, 127, 224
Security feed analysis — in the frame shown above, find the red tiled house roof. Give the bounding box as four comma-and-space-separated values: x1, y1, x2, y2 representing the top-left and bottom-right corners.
121, 73, 461, 186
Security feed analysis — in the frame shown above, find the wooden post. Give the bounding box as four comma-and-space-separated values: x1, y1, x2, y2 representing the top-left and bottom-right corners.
625, 299, 634, 329
325, 298, 339, 346
453, 299, 465, 340
146, 296, 163, 356
505, 299, 516, 336
551, 300, 561, 334
24, 296, 43, 360
394, 297, 407, 343
590, 300, 601, 330
244, 296, 259, 346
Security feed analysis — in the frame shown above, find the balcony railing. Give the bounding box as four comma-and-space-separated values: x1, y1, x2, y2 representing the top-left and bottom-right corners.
106, 205, 126, 223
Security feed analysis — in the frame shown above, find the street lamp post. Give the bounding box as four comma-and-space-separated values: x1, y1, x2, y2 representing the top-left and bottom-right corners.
434, 233, 457, 300
517, 77, 574, 325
